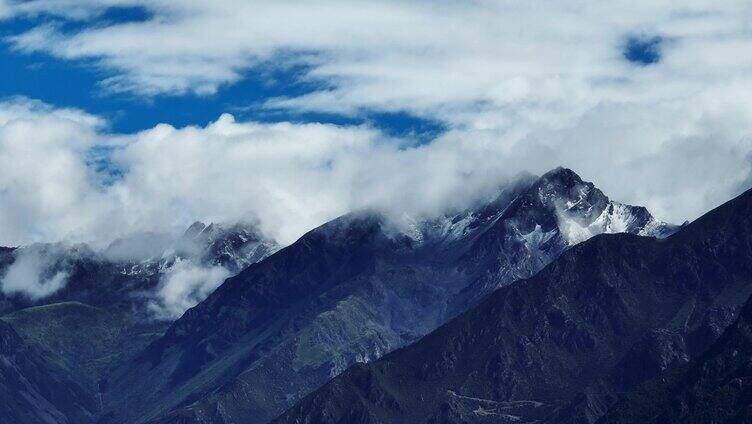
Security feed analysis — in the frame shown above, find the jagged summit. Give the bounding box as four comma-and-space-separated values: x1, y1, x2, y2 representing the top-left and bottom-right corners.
394, 168, 674, 250
442, 168, 674, 312
191, 221, 278, 273
535, 167, 608, 214
538, 165, 591, 188
103, 167, 681, 424
183, 221, 207, 239
0, 170, 740, 424
0, 219, 279, 318
275, 185, 752, 424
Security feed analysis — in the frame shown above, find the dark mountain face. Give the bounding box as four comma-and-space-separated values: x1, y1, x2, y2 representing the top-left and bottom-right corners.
99, 168, 675, 423
0, 319, 97, 423
1, 301, 160, 398
274, 186, 752, 424
600, 293, 752, 424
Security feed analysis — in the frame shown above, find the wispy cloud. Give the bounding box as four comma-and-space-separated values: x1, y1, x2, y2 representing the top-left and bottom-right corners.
1, 245, 70, 299
3, 2, 751, 119
148, 259, 230, 319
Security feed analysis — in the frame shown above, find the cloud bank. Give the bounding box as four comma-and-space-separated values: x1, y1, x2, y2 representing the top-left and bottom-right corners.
0, 98, 536, 246
0, 2, 750, 248
1, 245, 70, 300
0, 96, 750, 249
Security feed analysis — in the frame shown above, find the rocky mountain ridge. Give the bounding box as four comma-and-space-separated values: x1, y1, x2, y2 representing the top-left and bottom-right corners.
103, 168, 677, 423
274, 184, 752, 424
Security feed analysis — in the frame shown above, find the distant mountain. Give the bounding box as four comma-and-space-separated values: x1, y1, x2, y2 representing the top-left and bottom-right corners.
0, 220, 277, 422
101, 168, 676, 423
181, 221, 278, 274
0, 220, 278, 316
274, 185, 752, 423
600, 292, 752, 424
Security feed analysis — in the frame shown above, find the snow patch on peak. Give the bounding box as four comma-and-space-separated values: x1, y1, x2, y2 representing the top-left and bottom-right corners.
564, 184, 594, 209
592, 202, 635, 233
423, 212, 478, 242
555, 200, 676, 246
556, 210, 598, 246
637, 216, 678, 238
396, 208, 495, 247
399, 214, 426, 244
520, 224, 557, 250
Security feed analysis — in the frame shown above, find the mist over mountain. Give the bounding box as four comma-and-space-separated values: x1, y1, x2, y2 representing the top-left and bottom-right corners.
1, 166, 750, 424
0, 220, 277, 318
0, 219, 278, 423
275, 182, 752, 424
95, 168, 676, 423
2, 2, 752, 423
2, 2, 752, 254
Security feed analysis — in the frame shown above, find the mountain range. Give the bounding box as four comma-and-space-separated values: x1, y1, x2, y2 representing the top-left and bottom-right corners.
3, 167, 749, 423
0, 221, 277, 423
99, 168, 677, 423
275, 180, 752, 423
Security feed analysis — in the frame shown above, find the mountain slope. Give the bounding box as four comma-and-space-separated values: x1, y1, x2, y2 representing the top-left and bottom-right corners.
0, 319, 97, 423
448, 167, 675, 313
600, 292, 752, 424
102, 168, 675, 423
274, 186, 752, 424
0, 220, 277, 424
1, 302, 161, 395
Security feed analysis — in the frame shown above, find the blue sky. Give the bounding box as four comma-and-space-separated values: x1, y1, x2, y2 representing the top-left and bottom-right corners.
0, 6, 445, 140
0, 2, 675, 140
0, 4, 663, 140
0, 1, 750, 248
623, 35, 663, 66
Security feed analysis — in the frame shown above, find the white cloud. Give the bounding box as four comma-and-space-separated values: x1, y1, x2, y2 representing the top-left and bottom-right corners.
108, 114, 526, 245
0, 2, 751, 246
0, 98, 387, 246
1, 245, 69, 299
148, 259, 230, 319
6, 0, 141, 20
0, 97, 749, 250
0, 2, 10, 19
0, 98, 114, 247
3, 2, 751, 114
